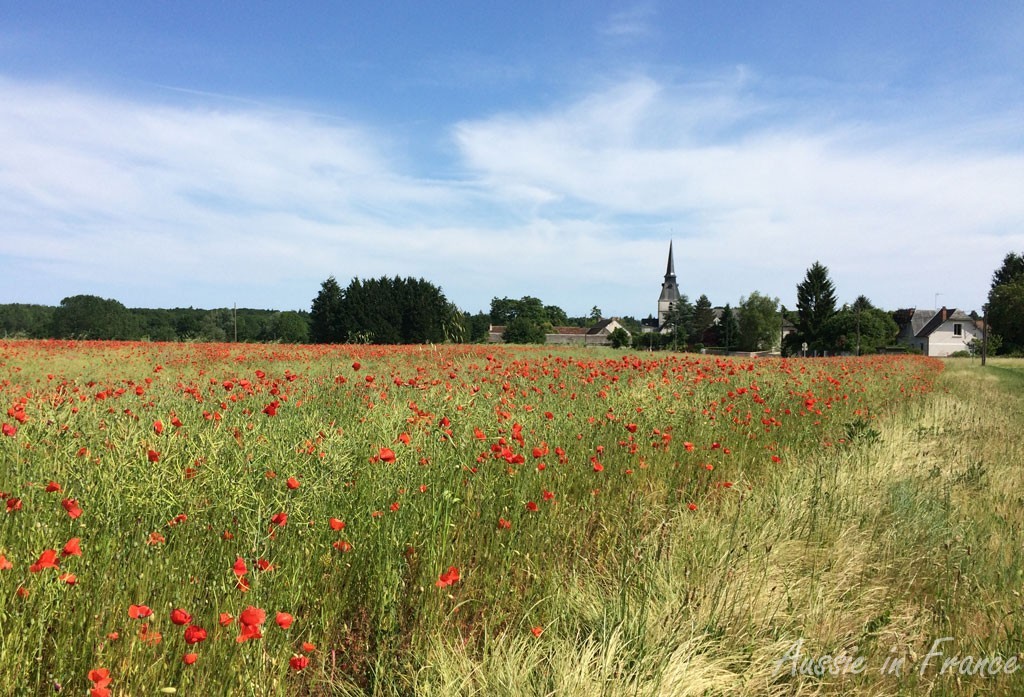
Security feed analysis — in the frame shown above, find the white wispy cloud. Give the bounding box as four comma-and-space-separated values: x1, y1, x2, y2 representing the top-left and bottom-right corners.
599, 5, 658, 41
453, 76, 1024, 311
1, 73, 1021, 318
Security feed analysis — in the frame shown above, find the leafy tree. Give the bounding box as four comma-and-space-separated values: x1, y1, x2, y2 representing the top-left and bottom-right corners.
988, 278, 1024, 354
796, 261, 838, 351
51, 295, 137, 340
991, 252, 1024, 289
0, 304, 55, 338
661, 296, 693, 349
737, 292, 779, 351
690, 294, 715, 345
502, 316, 547, 344
718, 304, 739, 350
545, 305, 569, 326
310, 277, 345, 343
589, 306, 603, 322
464, 312, 492, 343
820, 305, 898, 355
272, 311, 310, 343
608, 326, 631, 348
988, 252, 1024, 354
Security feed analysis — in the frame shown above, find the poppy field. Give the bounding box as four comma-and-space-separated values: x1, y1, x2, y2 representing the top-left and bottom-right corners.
1, 341, 1021, 696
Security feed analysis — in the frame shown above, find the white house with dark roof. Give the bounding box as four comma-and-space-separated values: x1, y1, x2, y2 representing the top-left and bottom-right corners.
896, 307, 982, 356
487, 319, 630, 346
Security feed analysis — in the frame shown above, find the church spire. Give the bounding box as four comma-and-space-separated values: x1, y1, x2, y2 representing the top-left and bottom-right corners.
657, 241, 681, 328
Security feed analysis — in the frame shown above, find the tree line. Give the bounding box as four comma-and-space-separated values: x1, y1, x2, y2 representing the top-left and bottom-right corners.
0, 296, 310, 343
8, 255, 1021, 353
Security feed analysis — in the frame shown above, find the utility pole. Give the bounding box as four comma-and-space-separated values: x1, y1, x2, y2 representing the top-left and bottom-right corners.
779, 305, 786, 356
982, 303, 987, 367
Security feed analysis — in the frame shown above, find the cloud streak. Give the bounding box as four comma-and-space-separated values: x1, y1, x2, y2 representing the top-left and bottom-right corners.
1, 73, 1021, 318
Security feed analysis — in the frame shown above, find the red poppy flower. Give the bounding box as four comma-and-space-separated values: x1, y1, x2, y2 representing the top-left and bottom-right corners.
183, 624, 207, 644
62, 498, 83, 519
5, 497, 21, 513
378, 447, 396, 463
0, 554, 12, 570
1, 423, 16, 437
687, 503, 698, 512
232, 557, 248, 577
332, 540, 353, 553
270, 512, 288, 527
286, 476, 300, 489
29, 549, 59, 573
531, 626, 543, 638
128, 604, 153, 619
182, 653, 198, 665
435, 565, 460, 588
302, 641, 316, 652
153, 420, 164, 435
525, 501, 538, 512
88, 667, 110, 684
219, 612, 234, 626
147, 449, 160, 463
328, 517, 346, 531
45, 481, 61, 492
62, 538, 82, 557
275, 611, 294, 629
498, 518, 511, 530
139, 623, 162, 645
170, 608, 192, 626
239, 606, 266, 627
147, 531, 166, 545
262, 401, 279, 417
59, 572, 77, 585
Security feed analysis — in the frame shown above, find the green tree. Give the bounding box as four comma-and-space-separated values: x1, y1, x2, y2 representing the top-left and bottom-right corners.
502, 316, 547, 344
51, 295, 137, 340
988, 252, 1024, 354
796, 261, 838, 352
718, 304, 739, 350
272, 311, 310, 343
0, 304, 55, 338
661, 296, 693, 350
589, 306, 602, 323
737, 292, 779, 352
988, 279, 1024, 354
690, 294, 714, 345
821, 305, 898, 355
608, 326, 631, 348
310, 276, 345, 343
464, 312, 492, 343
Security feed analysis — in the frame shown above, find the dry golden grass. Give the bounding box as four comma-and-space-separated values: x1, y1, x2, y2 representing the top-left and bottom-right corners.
413, 358, 1024, 696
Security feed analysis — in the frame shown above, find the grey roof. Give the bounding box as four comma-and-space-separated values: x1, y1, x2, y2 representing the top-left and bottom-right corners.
910, 308, 973, 337
658, 241, 681, 304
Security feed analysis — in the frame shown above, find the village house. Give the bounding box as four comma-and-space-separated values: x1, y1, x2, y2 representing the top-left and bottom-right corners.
488, 318, 630, 346
896, 307, 982, 357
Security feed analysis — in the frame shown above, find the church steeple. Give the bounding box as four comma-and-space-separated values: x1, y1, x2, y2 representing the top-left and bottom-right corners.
657, 241, 681, 328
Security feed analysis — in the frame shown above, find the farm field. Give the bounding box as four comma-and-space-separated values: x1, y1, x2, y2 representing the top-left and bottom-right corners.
0, 341, 1021, 696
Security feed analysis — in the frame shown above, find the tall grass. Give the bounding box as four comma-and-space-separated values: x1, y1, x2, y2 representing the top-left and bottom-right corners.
0, 342, 1020, 695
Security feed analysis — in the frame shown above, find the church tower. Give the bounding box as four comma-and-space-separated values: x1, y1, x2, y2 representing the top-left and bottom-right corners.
657, 241, 680, 328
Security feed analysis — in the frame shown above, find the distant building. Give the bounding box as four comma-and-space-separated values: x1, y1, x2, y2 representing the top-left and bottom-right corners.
896, 307, 982, 356
642, 241, 681, 334
487, 318, 630, 346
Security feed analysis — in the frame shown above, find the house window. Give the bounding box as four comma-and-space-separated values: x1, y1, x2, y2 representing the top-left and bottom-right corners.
953, 323, 962, 337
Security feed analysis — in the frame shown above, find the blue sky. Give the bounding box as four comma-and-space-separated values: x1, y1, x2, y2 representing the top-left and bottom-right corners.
2, 2, 1022, 318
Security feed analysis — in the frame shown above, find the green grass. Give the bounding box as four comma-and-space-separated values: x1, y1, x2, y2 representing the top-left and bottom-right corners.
0, 342, 1021, 695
